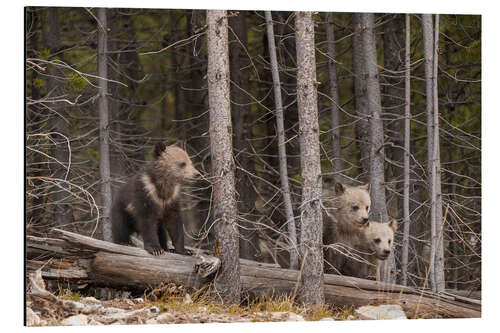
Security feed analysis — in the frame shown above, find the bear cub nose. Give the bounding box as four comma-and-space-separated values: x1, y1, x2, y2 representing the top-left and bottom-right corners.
362, 218, 369, 224
384, 250, 391, 255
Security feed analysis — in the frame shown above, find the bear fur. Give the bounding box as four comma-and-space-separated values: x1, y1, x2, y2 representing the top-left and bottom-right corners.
341, 219, 398, 280
111, 143, 200, 256
323, 182, 371, 274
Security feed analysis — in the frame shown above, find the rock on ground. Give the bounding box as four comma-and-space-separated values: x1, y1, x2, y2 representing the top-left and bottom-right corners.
61, 314, 89, 326
268, 312, 305, 322
355, 304, 407, 320
26, 307, 40, 326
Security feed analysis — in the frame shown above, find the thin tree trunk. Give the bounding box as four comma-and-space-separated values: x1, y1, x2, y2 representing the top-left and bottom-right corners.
382, 14, 405, 223
325, 12, 343, 183
422, 13, 445, 292
107, 9, 123, 199
206, 9, 241, 304
423, 13, 436, 291
432, 14, 445, 292
360, 13, 389, 222
276, 12, 301, 186
229, 12, 258, 261
264, 11, 298, 270
360, 13, 393, 282
97, 8, 112, 242
352, 13, 370, 181
295, 11, 324, 305
401, 14, 411, 286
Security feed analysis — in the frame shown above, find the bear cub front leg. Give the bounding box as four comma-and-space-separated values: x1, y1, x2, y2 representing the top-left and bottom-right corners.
141, 217, 164, 256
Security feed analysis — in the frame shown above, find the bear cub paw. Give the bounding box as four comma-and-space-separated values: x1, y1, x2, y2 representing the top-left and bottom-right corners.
167, 248, 194, 256
145, 245, 165, 256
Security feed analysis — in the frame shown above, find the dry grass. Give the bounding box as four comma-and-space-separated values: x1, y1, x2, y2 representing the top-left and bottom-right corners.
144, 284, 356, 321
56, 285, 82, 302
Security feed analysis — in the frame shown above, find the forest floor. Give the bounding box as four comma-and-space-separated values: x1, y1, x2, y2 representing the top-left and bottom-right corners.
26, 283, 358, 326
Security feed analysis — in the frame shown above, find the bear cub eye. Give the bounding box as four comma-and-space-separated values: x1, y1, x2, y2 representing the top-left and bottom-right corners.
388, 239, 392, 245
366, 206, 369, 211
352, 205, 359, 211
374, 238, 381, 244
178, 162, 186, 168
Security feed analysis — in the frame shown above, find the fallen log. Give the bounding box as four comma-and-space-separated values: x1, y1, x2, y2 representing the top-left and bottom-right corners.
26, 229, 480, 318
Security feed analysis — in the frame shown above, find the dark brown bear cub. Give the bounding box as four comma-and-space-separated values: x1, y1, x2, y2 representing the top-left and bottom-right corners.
111, 143, 200, 256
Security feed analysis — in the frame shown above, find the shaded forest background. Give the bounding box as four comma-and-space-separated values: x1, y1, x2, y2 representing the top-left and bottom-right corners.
25, 8, 481, 292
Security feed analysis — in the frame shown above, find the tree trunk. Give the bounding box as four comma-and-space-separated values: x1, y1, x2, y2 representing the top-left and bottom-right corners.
325, 12, 343, 183
229, 12, 258, 261
432, 14, 445, 292
295, 11, 324, 305
277, 12, 301, 187
206, 9, 241, 304
45, 8, 72, 228
265, 11, 298, 270
401, 14, 411, 286
97, 8, 112, 242
27, 229, 481, 319
382, 15, 406, 284
352, 13, 370, 181
360, 13, 393, 282
107, 9, 124, 199
433, 14, 446, 293
382, 14, 405, 219
422, 14, 445, 292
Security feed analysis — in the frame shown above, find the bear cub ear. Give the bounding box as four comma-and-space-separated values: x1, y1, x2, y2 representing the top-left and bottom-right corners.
335, 183, 346, 194
153, 142, 167, 159
359, 183, 371, 193
388, 218, 398, 231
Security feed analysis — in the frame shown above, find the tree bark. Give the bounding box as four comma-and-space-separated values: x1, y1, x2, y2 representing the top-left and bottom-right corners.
295, 11, 324, 305
360, 13, 389, 223
206, 9, 241, 304
97, 8, 112, 242
107, 9, 124, 199
276, 12, 301, 185
382, 14, 405, 220
422, 14, 445, 292
433, 14, 445, 293
352, 13, 370, 181
360, 13, 393, 282
265, 11, 298, 270
401, 14, 411, 286
229, 12, 258, 261
382, 15, 406, 284
325, 12, 343, 183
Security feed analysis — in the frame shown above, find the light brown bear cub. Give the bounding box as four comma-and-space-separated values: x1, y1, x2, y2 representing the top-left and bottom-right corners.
323, 183, 371, 274
347, 219, 398, 280
111, 143, 200, 256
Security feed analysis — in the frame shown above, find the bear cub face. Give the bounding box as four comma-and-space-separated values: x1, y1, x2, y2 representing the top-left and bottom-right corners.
361, 219, 397, 260
334, 183, 371, 227
153, 143, 200, 185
